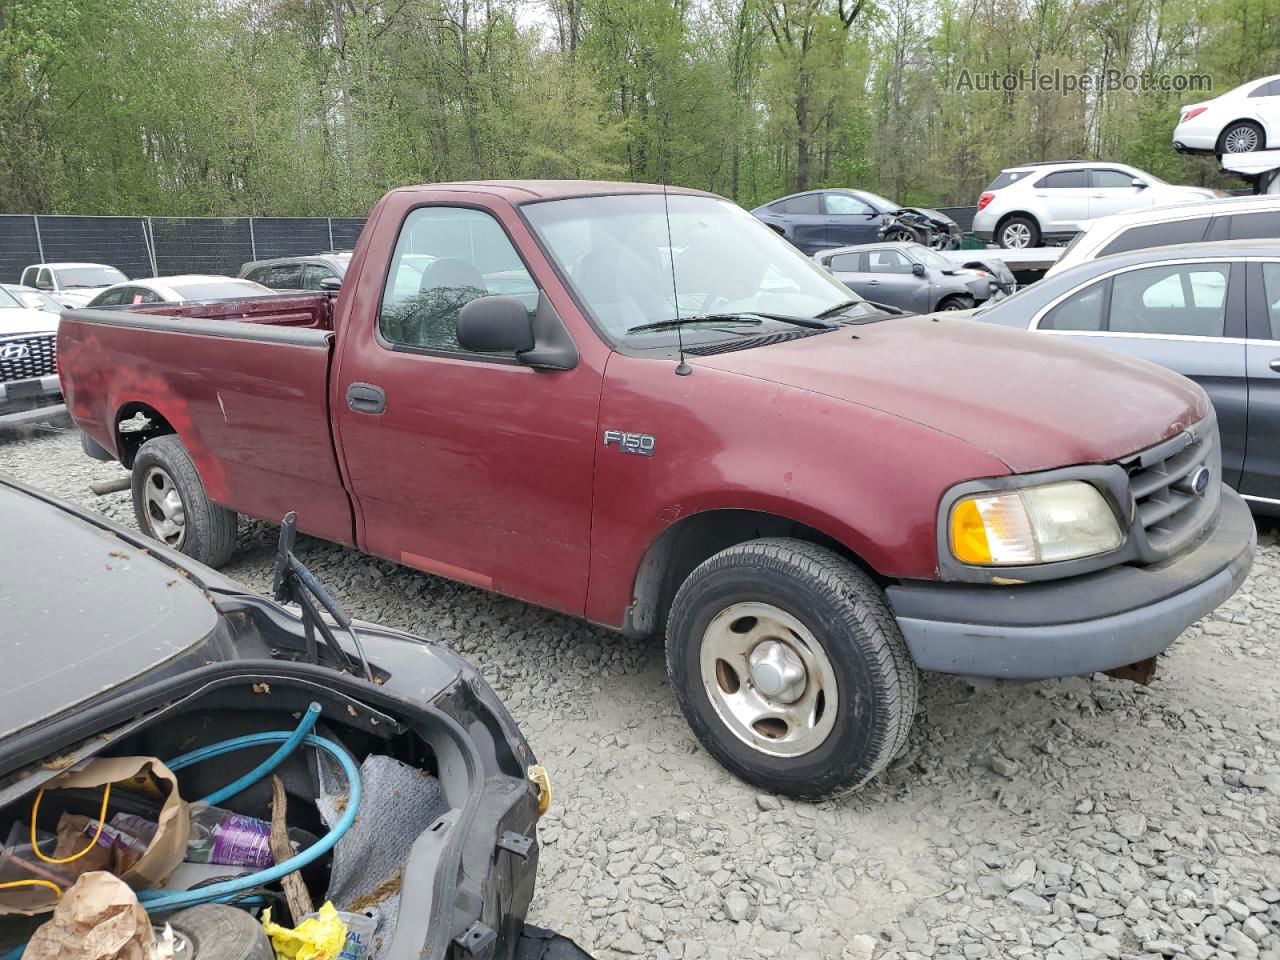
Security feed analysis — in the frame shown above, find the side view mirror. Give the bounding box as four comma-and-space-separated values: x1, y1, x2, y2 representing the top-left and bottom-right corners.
457, 295, 534, 353
912, 263, 927, 277
35, 279, 53, 291
319, 276, 342, 291
456, 292, 579, 370
1131, 178, 1147, 189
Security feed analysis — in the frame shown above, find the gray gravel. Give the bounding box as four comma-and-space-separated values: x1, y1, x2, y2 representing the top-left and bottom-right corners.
3, 423, 1279, 960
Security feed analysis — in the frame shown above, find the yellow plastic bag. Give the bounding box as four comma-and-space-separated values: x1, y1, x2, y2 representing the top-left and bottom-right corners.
261, 901, 348, 960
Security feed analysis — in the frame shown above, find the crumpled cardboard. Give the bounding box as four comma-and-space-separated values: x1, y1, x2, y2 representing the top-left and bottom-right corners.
22, 871, 174, 960
262, 901, 348, 960
0, 757, 190, 916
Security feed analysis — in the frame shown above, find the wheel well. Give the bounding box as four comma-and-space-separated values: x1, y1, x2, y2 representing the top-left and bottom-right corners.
115, 402, 176, 468
1217, 118, 1264, 148
624, 509, 881, 638
995, 211, 1036, 232
936, 293, 973, 309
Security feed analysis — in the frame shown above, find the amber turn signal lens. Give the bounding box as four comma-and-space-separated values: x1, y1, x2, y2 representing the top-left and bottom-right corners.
950, 498, 993, 565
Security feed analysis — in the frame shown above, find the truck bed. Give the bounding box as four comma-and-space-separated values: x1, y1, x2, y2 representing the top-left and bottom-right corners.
58, 293, 354, 546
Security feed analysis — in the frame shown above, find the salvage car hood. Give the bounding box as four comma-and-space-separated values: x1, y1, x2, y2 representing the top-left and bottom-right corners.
691, 315, 1208, 473
0, 480, 219, 742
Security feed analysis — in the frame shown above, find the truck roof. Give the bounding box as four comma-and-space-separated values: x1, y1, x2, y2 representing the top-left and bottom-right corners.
390, 180, 719, 203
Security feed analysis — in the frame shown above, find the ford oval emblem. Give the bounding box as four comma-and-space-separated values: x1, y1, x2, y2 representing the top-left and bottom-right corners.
0, 343, 30, 361
1189, 465, 1211, 497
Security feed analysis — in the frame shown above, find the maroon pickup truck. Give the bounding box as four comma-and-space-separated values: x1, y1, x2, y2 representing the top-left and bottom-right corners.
59, 181, 1256, 799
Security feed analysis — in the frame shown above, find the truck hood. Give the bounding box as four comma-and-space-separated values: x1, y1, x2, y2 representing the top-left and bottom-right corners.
691, 315, 1207, 473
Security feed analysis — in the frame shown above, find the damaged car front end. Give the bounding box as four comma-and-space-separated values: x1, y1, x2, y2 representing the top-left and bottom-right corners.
0, 476, 583, 960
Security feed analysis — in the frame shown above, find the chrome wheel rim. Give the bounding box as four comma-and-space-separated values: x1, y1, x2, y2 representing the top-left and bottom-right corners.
1225, 126, 1260, 153
1002, 223, 1032, 248
142, 466, 186, 548
699, 602, 839, 758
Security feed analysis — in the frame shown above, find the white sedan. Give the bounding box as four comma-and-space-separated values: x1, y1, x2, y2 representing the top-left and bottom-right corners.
1174, 74, 1280, 155
85, 275, 273, 307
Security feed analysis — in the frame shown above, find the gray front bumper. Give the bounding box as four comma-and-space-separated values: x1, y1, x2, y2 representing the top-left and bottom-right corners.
886, 487, 1256, 680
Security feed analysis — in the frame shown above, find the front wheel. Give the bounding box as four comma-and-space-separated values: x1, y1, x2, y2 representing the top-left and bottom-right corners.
938, 294, 976, 311
131, 435, 238, 567
665, 539, 918, 800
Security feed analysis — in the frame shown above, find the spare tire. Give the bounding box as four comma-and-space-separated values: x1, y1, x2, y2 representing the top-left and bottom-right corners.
165, 904, 274, 960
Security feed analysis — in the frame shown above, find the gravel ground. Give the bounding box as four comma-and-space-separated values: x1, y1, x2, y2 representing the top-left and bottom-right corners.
3, 422, 1279, 960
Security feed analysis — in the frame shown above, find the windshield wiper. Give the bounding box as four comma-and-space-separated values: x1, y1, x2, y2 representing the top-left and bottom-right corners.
627, 311, 834, 334
814, 299, 864, 319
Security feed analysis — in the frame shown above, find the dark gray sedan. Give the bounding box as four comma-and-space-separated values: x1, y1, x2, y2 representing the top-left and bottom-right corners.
815, 242, 1008, 313
971, 239, 1280, 510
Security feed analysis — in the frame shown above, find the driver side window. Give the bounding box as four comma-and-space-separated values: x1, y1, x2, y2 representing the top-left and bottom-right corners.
867, 250, 912, 274
824, 194, 874, 216
379, 206, 537, 355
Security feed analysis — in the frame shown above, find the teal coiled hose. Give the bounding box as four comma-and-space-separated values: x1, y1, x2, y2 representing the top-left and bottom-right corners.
0, 703, 361, 960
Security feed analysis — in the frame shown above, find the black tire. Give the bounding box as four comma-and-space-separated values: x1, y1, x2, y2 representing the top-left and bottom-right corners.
938, 295, 976, 311
167, 905, 274, 960
666, 538, 918, 800
131, 434, 237, 567
1219, 120, 1264, 155
997, 215, 1039, 249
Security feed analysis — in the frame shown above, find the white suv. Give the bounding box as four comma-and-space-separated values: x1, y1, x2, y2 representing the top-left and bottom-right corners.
1045, 194, 1280, 276
971, 161, 1221, 249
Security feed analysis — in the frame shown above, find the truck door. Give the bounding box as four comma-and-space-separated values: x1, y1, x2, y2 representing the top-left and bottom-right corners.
331, 199, 602, 616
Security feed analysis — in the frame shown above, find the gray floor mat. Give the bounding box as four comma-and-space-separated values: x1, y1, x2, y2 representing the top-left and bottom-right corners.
317, 754, 449, 957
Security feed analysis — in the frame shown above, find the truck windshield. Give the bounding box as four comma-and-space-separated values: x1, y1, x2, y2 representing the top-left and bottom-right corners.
56, 266, 126, 288
523, 193, 879, 345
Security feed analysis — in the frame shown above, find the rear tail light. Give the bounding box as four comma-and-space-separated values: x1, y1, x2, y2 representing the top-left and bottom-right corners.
1180, 107, 1207, 122
977, 193, 995, 212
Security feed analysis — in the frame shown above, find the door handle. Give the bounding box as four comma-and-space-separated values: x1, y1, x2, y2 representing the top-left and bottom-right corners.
346, 382, 386, 415
867, 279, 880, 285
1270, 358, 1280, 373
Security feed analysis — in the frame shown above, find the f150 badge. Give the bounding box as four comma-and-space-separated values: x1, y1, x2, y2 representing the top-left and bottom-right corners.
603, 430, 655, 457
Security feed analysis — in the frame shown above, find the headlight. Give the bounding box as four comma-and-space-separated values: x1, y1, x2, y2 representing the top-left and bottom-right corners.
949, 481, 1122, 566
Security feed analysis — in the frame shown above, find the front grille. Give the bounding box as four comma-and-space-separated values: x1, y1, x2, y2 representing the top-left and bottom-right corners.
1121, 412, 1220, 560
0, 334, 57, 384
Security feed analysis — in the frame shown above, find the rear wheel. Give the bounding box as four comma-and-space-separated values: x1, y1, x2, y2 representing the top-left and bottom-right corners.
997, 215, 1039, 249
131, 434, 237, 567
1220, 120, 1264, 154
665, 538, 918, 800
938, 295, 976, 311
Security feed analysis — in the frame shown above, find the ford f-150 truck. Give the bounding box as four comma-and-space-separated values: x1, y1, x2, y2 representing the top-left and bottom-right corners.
58, 181, 1256, 800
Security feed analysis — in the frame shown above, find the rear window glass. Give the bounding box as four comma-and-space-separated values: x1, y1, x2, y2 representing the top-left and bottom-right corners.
1228, 211, 1280, 240
1098, 218, 1211, 257
1041, 282, 1105, 331
1036, 170, 1089, 189
985, 171, 1030, 190
169, 280, 272, 301
827, 253, 861, 271
773, 195, 822, 215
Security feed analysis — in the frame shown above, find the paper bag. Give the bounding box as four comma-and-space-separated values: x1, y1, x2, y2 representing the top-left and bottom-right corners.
0, 757, 189, 916
22, 871, 174, 960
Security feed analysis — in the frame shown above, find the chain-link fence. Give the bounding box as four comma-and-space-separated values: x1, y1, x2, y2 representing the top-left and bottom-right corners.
0, 214, 369, 283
